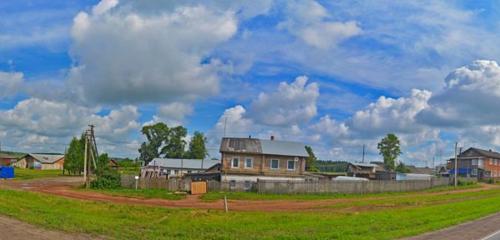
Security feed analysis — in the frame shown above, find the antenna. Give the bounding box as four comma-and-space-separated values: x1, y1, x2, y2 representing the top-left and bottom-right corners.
223, 117, 227, 137
362, 144, 366, 163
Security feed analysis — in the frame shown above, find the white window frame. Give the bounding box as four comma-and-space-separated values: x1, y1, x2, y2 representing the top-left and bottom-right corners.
245, 157, 253, 169
270, 159, 279, 170
231, 157, 240, 168
287, 160, 296, 171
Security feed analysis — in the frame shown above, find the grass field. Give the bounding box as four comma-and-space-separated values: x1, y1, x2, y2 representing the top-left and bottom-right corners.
201, 184, 479, 201
13, 168, 64, 180
82, 188, 186, 200
0, 187, 499, 239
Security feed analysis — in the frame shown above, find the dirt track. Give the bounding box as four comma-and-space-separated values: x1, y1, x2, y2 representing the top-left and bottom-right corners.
0, 215, 99, 240
2, 177, 498, 212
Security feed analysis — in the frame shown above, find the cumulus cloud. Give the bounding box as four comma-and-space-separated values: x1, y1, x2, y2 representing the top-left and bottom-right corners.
278, 1, 361, 49
250, 76, 319, 126
147, 102, 194, 127
69, 2, 238, 105
417, 60, 500, 127
0, 98, 140, 155
0, 71, 23, 99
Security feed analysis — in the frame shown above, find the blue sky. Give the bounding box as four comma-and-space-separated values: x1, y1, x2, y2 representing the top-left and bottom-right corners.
1, 0, 500, 166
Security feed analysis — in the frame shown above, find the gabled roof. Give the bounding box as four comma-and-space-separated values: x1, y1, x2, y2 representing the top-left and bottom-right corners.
28, 154, 64, 164
0, 153, 19, 159
459, 147, 500, 159
147, 158, 220, 170
220, 137, 308, 157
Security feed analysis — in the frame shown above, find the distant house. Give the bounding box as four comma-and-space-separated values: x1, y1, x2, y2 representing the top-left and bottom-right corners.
347, 163, 384, 179
109, 159, 119, 170
141, 158, 220, 178
0, 153, 18, 166
219, 137, 309, 182
448, 147, 500, 179
12, 153, 64, 170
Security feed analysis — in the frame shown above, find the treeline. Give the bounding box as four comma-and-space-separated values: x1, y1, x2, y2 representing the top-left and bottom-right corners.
138, 122, 208, 165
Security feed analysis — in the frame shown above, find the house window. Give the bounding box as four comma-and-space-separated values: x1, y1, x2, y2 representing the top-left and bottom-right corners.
174, 170, 179, 174
270, 159, 279, 169
167, 170, 171, 175
187, 170, 192, 174
245, 158, 253, 168
287, 160, 295, 171
232, 158, 240, 168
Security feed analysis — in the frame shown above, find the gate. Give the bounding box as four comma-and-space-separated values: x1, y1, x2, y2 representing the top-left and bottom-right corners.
191, 181, 207, 195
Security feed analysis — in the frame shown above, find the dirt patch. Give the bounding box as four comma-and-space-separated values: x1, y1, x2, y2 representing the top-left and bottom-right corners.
2, 177, 498, 212
0, 215, 101, 240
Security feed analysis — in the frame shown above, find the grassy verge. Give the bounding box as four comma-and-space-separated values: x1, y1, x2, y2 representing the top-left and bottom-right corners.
0, 188, 499, 239
201, 184, 480, 201
81, 188, 185, 200
13, 168, 64, 180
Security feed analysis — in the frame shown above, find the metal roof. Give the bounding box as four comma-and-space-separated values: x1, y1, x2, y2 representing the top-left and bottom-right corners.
220, 137, 308, 157
147, 158, 220, 170
29, 154, 64, 164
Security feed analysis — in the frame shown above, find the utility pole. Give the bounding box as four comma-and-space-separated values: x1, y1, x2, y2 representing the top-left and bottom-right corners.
83, 130, 88, 187
362, 144, 366, 163
223, 117, 227, 138
83, 124, 99, 188
454, 142, 458, 187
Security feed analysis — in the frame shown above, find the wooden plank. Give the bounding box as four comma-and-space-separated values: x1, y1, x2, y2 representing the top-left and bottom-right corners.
191, 181, 207, 195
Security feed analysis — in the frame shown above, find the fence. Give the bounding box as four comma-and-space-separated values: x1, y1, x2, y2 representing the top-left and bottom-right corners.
122, 175, 450, 194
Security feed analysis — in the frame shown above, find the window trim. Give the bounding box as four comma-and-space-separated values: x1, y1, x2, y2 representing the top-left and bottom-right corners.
287, 160, 296, 171
231, 157, 240, 168
270, 159, 279, 170
245, 157, 253, 169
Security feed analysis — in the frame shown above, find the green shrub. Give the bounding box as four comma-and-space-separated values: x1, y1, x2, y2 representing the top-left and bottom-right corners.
90, 170, 121, 189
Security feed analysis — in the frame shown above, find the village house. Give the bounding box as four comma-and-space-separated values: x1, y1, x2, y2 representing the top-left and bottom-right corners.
0, 153, 18, 166
448, 147, 500, 179
141, 158, 220, 178
12, 153, 64, 170
219, 136, 309, 182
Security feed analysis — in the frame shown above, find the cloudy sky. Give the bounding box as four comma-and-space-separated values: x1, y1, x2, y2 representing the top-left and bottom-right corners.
1, 0, 500, 166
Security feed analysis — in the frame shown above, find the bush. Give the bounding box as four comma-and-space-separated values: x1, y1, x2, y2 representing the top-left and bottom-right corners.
457, 179, 476, 186
90, 170, 121, 189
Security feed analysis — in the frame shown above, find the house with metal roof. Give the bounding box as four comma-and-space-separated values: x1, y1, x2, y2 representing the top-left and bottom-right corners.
448, 147, 500, 179
12, 153, 64, 170
141, 158, 220, 178
219, 136, 309, 182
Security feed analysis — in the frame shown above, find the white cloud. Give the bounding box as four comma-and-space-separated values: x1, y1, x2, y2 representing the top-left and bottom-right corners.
92, 0, 119, 15
147, 102, 194, 127
69, 2, 238, 105
278, 1, 361, 49
0, 71, 23, 99
250, 76, 319, 126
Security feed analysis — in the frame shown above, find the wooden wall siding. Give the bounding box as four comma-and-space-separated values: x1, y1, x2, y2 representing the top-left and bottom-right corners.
221, 153, 305, 176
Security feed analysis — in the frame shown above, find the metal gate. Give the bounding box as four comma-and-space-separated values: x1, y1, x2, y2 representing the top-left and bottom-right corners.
191, 181, 207, 195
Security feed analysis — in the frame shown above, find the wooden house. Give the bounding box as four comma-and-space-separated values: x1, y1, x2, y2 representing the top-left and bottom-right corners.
219, 137, 309, 182
448, 147, 500, 179
13, 153, 64, 170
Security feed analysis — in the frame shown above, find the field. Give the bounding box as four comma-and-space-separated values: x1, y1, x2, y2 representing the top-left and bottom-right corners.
13, 168, 64, 180
82, 188, 186, 200
0, 183, 499, 239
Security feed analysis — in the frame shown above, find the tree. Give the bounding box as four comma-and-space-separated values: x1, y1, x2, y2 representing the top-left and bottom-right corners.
64, 136, 85, 175
395, 162, 410, 173
305, 146, 318, 172
377, 133, 402, 171
161, 126, 187, 158
90, 153, 121, 189
138, 122, 189, 164
187, 131, 208, 159
138, 122, 170, 164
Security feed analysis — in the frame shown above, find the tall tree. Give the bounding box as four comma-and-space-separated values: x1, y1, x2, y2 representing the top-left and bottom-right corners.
188, 131, 208, 159
377, 133, 402, 171
138, 122, 170, 164
305, 146, 318, 172
161, 126, 187, 158
64, 136, 85, 175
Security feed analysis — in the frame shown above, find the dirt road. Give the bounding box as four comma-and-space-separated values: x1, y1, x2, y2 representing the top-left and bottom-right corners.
405, 212, 500, 240
0, 215, 100, 240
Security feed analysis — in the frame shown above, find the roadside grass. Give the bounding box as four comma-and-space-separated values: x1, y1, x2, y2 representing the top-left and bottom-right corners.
0, 188, 500, 239
80, 188, 185, 200
201, 184, 480, 202
13, 168, 64, 180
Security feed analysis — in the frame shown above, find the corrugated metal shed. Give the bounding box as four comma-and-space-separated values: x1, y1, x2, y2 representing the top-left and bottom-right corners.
220, 137, 308, 157
148, 158, 220, 170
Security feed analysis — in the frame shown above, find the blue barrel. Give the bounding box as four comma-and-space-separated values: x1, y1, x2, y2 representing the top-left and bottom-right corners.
0, 166, 15, 179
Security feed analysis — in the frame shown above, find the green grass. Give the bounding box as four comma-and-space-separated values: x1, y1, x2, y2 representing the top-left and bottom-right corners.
13, 168, 64, 180
201, 184, 480, 202
81, 188, 185, 200
0, 187, 499, 239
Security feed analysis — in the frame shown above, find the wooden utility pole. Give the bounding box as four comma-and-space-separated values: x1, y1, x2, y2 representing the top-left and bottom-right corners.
83, 124, 99, 188
362, 144, 366, 163
454, 142, 458, 187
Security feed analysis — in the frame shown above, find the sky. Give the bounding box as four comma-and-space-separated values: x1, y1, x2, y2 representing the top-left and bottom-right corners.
1, 0, 500, 166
